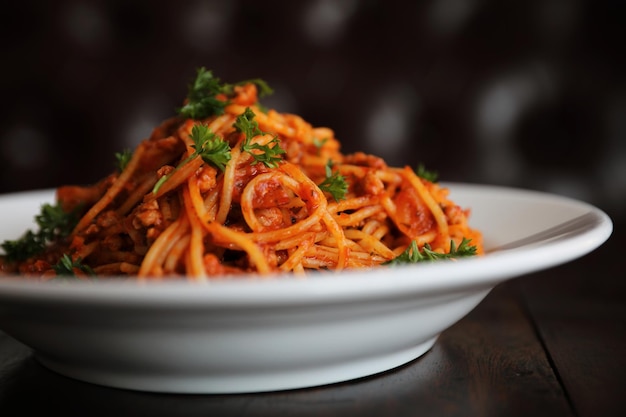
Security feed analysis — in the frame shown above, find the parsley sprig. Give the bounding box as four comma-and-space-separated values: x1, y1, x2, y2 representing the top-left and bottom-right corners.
115, 149, 132, 172
52, 254, 95, 277
415, 163, 439, 183
312, 137, 328, 155
318, 160, 348, 202
384, 238, 477, 265
178, 68, 228, 119
1, 203, 80, 262
152, 123, 231, 194
234, 107, 285, 168
190, 124, 232, 171
178, 68, 273, 120
222, 77, 274, 98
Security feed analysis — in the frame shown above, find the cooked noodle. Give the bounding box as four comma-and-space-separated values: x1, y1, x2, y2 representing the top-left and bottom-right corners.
1, 76, 483, 280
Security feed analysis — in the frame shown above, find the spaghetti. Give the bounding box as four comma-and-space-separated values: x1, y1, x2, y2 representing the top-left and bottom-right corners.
1, 70, 482, 280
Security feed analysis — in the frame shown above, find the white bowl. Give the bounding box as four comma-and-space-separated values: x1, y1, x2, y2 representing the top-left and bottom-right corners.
0, 183, 613, 393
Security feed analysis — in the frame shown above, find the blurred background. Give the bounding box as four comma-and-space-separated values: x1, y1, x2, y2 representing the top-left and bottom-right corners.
1, 0, 624, 227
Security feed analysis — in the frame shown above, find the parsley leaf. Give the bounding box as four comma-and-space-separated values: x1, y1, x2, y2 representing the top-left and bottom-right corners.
52, 254, 95, 277
178, 68, 228, 119
318, 160, 348, 202
1, 203, 80, 262
115, 149, 132, 172
416, 163, 439, 183
36, 203, 79, 241
233, 107, 262, 139
1, 230, 45, 262
152, 123, 231, 194
312, 137, 328, 156
177, 68, 274, 120
222, 78, 274, 98
191, 124, 231, 172
235, 107, 285, 168
384, 238, 477, 265
242, 139, 285, 168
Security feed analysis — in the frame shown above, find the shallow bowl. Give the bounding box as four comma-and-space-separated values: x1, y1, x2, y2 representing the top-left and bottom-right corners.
0, 183, 613, 393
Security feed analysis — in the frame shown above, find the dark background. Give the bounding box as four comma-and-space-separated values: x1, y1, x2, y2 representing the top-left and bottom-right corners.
0, 2, 625, 413
1, 0, 624, 226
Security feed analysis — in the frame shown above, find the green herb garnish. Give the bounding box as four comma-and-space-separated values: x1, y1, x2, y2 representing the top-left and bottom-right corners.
52, 254, 95, 277
312, 137, 329, 156
178, 68, 273, 120
384, 238, 477, 265
221, 77, 274, 98
312, 137, 328, 150
1, 230, 44, 262
115, 149, 132, 172
233, 107, 262, 139
416, 163, 438, 183
190, 124, 232, 172
178, 68, 229, 119
1, 203, 80, 262
318, 160, 348, 202
152, 123, 231, 194
234, 107, 285, 168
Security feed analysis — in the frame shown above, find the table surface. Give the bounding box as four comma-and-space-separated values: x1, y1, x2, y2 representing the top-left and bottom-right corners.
0, 220, 623, 417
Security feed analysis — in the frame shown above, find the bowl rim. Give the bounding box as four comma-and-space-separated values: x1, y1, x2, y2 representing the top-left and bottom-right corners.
0, 182, 613, 308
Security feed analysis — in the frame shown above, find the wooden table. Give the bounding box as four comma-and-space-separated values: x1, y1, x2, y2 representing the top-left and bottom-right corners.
0, 219, 622, 416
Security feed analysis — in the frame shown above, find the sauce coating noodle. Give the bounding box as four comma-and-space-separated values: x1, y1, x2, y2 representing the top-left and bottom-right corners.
1, 80, 482, 280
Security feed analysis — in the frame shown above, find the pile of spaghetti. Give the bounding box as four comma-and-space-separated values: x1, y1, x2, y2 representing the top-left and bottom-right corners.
1, 69, 482, 280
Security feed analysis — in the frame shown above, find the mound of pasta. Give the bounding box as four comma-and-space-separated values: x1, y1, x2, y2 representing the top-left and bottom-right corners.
0, 68, 482, 280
